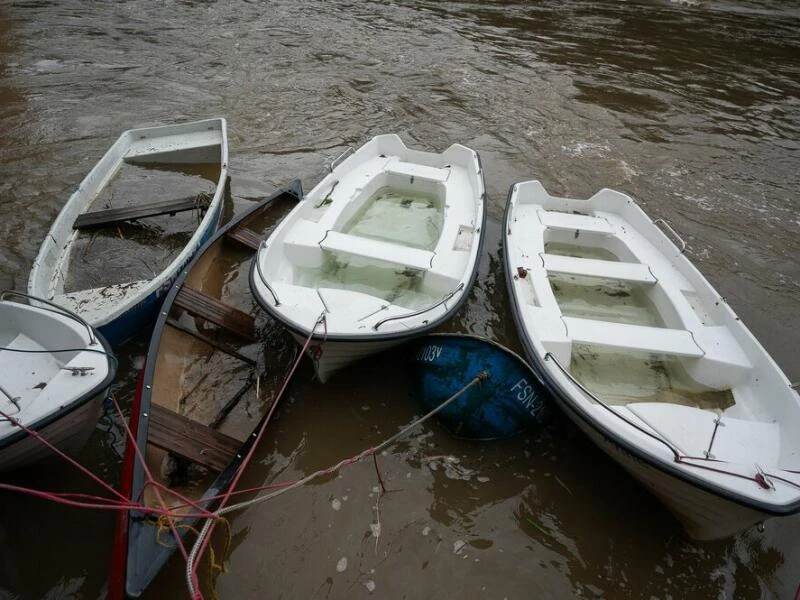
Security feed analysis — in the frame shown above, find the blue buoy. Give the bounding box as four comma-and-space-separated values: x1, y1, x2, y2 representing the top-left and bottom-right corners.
409, 334, 549, 440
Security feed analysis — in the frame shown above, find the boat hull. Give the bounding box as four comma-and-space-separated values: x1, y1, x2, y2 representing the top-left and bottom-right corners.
0, 296, 117, 472
560, 395, 770, 540
502, 180, 800, 540
251, 134, 487, 382
113, 181, 303, 599
291, 333, 405, 383
0, 389, 106, 472
28, 118, 228, 347
409, 334, 547, 439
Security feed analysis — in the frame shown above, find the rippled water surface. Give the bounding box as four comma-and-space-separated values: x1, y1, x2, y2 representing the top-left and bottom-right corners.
1, 1, 798, 598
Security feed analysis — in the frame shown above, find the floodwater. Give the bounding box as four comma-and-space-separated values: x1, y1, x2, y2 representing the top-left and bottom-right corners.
1, 0, 799, 598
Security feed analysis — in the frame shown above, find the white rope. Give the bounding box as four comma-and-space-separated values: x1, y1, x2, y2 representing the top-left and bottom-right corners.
185, 370, 487, 599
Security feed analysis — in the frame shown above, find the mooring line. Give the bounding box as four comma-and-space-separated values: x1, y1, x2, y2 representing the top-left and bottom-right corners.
184, 369, 488, 599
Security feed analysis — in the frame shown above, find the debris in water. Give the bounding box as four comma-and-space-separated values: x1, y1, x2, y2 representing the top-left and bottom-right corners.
453, 540, 466, 554
477, 476, 490, 483
371, 485, 381, 494
336, 557, 348, 573
422, 526, 431, 537
364, 580, 376, 592
331, 498, 342, 511
370, 522, 381, 538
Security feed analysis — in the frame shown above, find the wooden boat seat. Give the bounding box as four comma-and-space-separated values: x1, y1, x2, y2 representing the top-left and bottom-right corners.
537, 210, 614, 235
541, 253, 656, 284
174, 287, 256, 341
320, 231, 434, 271
73, 195, 210, 230
562, 316, 704, 358
146, 403, 240, 472
226, 225, 262, 251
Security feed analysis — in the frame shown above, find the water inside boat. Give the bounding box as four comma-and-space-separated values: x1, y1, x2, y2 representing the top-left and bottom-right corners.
549, 274, 664, 327
291, 185, 446, 309
144, 201, 297, 512
548, 241, 734, 410
64, 161, 219, 292
293, 252, 441, 310
341, 186, 442, 250
570, 345, 734, 410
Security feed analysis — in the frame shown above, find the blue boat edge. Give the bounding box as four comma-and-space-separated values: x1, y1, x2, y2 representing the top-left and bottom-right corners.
409, 333, 550, 441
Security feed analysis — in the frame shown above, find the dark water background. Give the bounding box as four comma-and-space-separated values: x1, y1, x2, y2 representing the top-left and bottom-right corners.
0, 1, 798, 598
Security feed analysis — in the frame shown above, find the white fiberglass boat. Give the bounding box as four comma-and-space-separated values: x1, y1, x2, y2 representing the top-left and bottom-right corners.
251, 134, 486, 382
28, 118, 228, 346
0, 291, 116, 472
504, 180, 800, 540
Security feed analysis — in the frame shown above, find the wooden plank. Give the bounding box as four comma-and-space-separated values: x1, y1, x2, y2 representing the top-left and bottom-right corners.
209, 376, 255, 429
166, 318, 256, 366
226, 225, 262, 251
147, 403, 241, 472
174, 287, 257, 341
73, 194, 210, 230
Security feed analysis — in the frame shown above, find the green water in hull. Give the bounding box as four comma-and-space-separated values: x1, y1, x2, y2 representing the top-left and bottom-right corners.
571, 345, 734, 410
294, 252, 440, 310
342, 187, 442, 250
549, 273, 663, 327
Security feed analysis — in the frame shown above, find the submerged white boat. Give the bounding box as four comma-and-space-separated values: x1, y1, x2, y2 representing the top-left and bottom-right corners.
250, 134, 486, 382
0, 291, 116, 472
28, 118, 228, 346
503, 180, 800, 540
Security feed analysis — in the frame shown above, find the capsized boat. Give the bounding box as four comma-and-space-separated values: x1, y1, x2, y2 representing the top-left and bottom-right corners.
503, 180, 800, 540
109, 182, 302, 599
0, 291, 116, 472
409, 333, 548, 439
250, 135, 486, 382
28, 118, 229, 347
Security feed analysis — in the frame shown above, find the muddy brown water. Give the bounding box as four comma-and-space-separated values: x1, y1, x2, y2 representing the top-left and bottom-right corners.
1, 1, 799, 598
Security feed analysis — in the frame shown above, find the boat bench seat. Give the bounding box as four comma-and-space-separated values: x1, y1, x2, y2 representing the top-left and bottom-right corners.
385, 160, 451, 183
320, 231, 434, 271
562, 316, 704, 358
537, 210, 614, 235
542, 253, 656, 284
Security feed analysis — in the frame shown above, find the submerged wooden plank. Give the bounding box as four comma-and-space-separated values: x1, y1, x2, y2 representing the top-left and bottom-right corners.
174, 287, 257, 341
147, 403, 241, 472
166, 318, 256, 366
73, 194, 210, 230
226, 225, 263, 251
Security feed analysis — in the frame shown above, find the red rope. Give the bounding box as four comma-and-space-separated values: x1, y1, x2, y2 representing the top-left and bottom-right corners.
187, 314, 327, 597
0, 408, 129, 503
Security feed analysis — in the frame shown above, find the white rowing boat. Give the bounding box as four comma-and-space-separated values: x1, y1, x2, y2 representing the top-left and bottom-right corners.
503, 180, 800, 540
250, 134, 486, 382
28, 118, 228, 346
0, 291, 116, 472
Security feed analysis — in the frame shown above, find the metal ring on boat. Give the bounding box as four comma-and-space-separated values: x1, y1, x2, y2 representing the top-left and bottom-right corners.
543, 351, 682, 460
0, 289, 97, 346
653, 218, 687, 253
372, 282, 465, 331
254, 241, 280, 306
